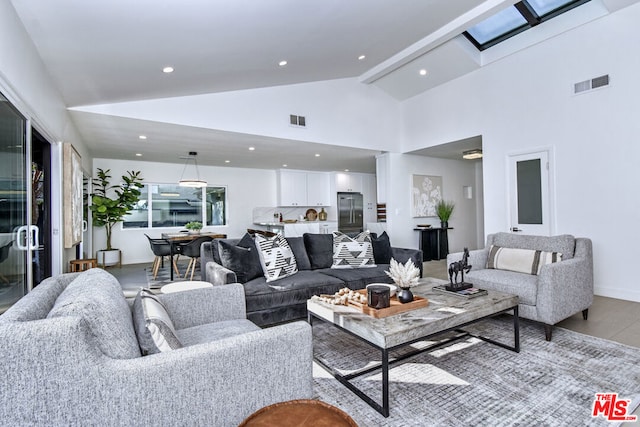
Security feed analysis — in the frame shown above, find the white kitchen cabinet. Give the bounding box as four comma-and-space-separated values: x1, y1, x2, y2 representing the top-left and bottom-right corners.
362, 174, 377, 225
318, 221, 338, 235
277, 170, 308, 206
306, 172, 332, 206
335, 172, 363, 193
278, 170, 331, 207
284, 222, 319, 237
375, 154, 388, 203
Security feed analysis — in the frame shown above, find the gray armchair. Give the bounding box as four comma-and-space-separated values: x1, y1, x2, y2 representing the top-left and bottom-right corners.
448, 233, 594, 340
0, 270, 313, 426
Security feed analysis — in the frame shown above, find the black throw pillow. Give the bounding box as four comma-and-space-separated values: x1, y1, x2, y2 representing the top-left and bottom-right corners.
303, 233, 333, 269
371, 231, 393, 264
218, 236, 263, 283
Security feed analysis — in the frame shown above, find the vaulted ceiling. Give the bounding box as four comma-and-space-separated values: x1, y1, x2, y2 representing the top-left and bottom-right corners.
12, 0, 623, 171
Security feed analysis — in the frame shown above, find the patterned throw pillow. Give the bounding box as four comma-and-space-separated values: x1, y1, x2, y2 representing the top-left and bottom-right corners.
254, 233, 298, 282
132, 289, 183, 355
487, 245, 562, 275
331, 231, 376, 269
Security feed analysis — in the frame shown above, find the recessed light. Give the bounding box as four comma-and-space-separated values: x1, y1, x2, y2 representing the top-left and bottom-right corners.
135, 153, 142, 157
314, 154, 320, 157
163, 66, 174, 73
344, 169, 349, 172
358, 55, 366, 61
224, 160, 230, 163
419, 69, 428, 76
278, 60, 288, 67
248, 147, 255, 151
282, 164, 288, 168
138, 135, 147, 140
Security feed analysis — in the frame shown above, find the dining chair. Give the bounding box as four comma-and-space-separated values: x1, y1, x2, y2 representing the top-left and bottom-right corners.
144, 234, 180, 280
174, 236, 214, 281
0, 241, 13, 284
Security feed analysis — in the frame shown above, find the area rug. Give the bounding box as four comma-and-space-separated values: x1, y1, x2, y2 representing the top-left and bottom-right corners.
145, 259, 201, 288
311, 316, 640, 426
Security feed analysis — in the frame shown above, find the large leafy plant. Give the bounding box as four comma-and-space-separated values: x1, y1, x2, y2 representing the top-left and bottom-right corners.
90, 168, 143, 250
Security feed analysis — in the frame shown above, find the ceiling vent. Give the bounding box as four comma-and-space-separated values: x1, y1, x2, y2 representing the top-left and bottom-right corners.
574, 74, 610, 94
289, 114, 306, 128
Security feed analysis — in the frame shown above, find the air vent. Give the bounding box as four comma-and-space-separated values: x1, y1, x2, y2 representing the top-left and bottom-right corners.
289, 114, 306, 127
574, 74, 610, 94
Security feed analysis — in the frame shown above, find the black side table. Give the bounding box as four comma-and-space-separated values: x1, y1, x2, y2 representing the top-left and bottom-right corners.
414, 228, 450, 261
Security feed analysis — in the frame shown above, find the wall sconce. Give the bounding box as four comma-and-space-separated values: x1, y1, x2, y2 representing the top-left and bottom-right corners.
178, 151, 207, 188
463, 149, 483, 160
463, 186, 473, 199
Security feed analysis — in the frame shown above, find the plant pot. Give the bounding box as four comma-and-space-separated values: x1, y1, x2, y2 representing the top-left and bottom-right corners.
96, 249, 121, 267
188, 230, 201, 235
397, 288, 414, 304
440, 221, 448, 229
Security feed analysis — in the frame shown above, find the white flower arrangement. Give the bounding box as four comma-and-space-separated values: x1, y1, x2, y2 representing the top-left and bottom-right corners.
385, 258, 420, 289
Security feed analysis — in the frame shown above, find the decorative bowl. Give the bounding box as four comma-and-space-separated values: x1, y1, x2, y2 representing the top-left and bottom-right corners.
366, 283, 397, 297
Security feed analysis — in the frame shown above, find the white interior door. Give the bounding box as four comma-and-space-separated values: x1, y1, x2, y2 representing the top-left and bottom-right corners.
508, 150, 552, 235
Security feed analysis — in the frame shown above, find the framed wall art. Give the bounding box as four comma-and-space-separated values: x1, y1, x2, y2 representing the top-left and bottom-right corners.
63, 143, 83, 248
411, 174, 442, 217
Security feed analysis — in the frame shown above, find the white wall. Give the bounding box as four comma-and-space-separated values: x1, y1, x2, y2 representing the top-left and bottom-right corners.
1, 2, 89, 276
401, 3, 640, 302
92, 158, 277, 264
74, 77, 402, 152
381, 153, 480, 253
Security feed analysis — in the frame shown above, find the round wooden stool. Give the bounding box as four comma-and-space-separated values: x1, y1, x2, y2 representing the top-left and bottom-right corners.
239, 399, 357, 427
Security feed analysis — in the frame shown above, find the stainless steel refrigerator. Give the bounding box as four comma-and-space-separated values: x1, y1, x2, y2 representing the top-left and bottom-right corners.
337, 192, 363, 234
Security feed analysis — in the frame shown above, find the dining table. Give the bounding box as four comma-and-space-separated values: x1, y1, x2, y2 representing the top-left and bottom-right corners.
161, 232, 227, 280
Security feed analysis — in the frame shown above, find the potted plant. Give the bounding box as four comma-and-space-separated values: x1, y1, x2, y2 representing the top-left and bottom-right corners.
185, 221, 203, 234
385, 258, 421, 303
436, 199, 455, 229
90, 168, 143, 266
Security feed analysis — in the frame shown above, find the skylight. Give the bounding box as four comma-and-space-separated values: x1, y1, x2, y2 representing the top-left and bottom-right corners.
464, 0, 591, 50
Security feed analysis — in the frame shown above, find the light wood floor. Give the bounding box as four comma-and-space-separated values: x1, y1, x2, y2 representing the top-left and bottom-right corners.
424, 260, 640, 348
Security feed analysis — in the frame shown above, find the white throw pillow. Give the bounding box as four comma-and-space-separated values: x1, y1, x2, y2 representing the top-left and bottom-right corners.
254, 234, 298, 282
132, 289, 183, 355
487, 245, 562, 275
331, 231, 376, 269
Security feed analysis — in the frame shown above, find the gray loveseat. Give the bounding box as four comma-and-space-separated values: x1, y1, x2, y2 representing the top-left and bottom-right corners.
0, 269, 312, 426
447, 232, 593, 340
201, 232, 423, 327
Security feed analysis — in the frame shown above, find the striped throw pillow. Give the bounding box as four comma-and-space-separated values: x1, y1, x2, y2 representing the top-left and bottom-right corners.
487, 245, 562, 275
254, 233, 298, 282
331, 231, 376, 269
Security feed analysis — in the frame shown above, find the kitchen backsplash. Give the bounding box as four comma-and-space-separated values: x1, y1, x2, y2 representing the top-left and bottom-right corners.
253, 207, 335, 223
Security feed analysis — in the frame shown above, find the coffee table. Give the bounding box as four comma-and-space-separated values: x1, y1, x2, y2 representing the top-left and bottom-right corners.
306, 277, 519, 417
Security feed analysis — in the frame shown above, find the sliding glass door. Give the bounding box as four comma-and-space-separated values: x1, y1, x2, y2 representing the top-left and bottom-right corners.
0, 92, 28, 311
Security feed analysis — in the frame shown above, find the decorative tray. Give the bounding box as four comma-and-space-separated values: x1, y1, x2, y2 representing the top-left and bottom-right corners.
347, 289, 428, 318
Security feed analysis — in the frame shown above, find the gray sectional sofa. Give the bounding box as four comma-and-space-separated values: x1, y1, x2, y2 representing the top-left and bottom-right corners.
201, 232, 423, 327
447, 232, 593, 340
0, 269, 313, 426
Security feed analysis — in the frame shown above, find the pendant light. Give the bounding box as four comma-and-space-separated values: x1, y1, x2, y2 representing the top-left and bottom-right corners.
178, 151, 207, 188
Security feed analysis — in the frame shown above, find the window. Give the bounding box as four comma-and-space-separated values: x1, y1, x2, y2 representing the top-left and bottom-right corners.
122, 184, 226, 229
464, 0, 591, 50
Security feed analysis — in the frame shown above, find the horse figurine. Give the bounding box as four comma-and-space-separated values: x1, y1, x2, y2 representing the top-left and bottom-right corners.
447, 247, 472, 290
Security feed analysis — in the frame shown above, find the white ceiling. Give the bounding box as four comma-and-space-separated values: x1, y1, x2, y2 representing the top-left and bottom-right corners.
11, 0, 516, 172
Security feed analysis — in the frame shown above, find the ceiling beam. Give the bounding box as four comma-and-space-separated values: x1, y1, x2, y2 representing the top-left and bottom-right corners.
358, 0, 519, 84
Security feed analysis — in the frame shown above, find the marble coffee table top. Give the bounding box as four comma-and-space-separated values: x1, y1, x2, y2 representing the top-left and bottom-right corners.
307, 277, 519, 349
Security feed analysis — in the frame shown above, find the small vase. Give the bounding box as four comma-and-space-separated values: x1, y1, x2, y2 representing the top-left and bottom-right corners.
397, 288, 414, 304
318, 208, 327, 221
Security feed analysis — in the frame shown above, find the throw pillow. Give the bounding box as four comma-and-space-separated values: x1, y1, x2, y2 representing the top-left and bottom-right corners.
487, 245, 562, 275
218, 235, 263, 283
132, 289, 183, 355
254, 233, 298, 282
371, 231, 393, 264
286, 237, 311, 271
331, 230, 376, 269
303, 233, 334, 269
